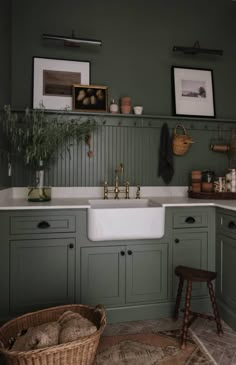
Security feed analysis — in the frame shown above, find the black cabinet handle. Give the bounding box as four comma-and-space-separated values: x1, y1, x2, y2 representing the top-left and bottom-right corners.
185, 216, 195, 224
37, 220, 50, 229
175, 238, 180, 243
128, 250, 132, 255
120, 251, 125, 256
228, 221, 236, 229
69, 243, 74, 249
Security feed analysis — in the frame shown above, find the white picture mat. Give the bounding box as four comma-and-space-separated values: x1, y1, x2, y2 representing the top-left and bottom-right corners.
33, 58, 90, 110
174, 68, 215, 117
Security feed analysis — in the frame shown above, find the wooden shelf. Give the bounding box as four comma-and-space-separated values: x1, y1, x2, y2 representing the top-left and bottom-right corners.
189, 191, 236, 200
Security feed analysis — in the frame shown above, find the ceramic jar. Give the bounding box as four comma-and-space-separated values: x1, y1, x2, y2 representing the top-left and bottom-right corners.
120, 96, 131, 114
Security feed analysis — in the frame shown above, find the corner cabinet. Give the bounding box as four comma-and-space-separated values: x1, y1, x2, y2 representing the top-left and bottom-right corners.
216, 209, 236, 330
81, 242, 168, 306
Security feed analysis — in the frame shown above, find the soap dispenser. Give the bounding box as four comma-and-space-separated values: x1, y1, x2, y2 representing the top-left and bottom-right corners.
109, 98, 119, 114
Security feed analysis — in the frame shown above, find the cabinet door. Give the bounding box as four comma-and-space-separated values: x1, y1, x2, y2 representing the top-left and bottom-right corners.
10, 238, 75, 314
173, 232, 208, 297
81, 246, 126, 306
216, 235, 236, 312
126, 243, 168, 303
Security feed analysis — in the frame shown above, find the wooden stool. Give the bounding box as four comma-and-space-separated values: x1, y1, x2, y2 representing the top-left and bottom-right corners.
173, 265, 223, 349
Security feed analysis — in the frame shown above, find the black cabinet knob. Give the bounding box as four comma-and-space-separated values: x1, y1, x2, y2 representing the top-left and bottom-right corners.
185, 216, 195, 224
128, 250, 132, 255
69, 243, 74, 249
228, 221, 236, 229
37, 221, 50, 229
175, 238, 180, 243
120, 251, 125, 256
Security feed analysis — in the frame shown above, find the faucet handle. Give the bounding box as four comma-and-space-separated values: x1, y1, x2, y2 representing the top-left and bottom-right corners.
125, 181, 130, 199
104, 181, 109, 199
136, 185, 141, 199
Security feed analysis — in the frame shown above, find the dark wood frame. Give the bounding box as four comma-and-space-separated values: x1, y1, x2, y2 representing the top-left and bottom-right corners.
72, 84, 108, 112
172, 66, 216, 118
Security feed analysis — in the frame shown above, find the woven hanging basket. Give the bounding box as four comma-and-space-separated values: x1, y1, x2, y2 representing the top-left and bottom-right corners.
172, 124, 194, 156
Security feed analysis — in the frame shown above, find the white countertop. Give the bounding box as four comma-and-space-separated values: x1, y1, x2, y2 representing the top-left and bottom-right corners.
0, 187, 236, 211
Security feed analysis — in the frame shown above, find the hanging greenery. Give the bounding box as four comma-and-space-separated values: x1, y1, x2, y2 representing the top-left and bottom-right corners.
1, 105, 96, 170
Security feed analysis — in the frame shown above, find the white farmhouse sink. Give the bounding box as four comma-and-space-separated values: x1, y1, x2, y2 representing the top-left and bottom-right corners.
87, 199, 165, 241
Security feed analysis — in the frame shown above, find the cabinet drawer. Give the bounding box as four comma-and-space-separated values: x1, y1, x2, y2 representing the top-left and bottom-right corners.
173, 210, 208, 228
10, 215, 76, 235
216, 213, 236, 237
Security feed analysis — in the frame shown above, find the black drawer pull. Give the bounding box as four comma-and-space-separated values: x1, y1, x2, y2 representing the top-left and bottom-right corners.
175, 238, 180, 244
228, 221, 236, 229
120, 251, 125, 256
128, 250, 133, 255
185, 216, 195, 224
37, 221, 50, 229
69, 243, 74, 249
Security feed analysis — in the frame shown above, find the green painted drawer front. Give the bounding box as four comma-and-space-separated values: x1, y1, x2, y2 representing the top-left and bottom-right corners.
216, 235, 236, 312
216, 212, 236, 238
10, 215, 76, 235
126, 243, 168, 303
173, 232, 208, 297
173, 210, 208, 229
10, 238, 75, 314
81, 246, 126, 306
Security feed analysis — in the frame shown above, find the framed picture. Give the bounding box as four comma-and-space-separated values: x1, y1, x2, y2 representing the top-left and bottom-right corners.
172, 66, 215, 118
72, 84, 108, 112
32, 57, 90, 110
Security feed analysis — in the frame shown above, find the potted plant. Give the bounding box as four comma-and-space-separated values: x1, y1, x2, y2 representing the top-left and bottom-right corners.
1, 105, 95, 201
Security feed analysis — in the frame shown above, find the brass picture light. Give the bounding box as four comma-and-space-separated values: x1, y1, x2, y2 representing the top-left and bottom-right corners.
42, 31, 102, 47
173, 41, 223, 56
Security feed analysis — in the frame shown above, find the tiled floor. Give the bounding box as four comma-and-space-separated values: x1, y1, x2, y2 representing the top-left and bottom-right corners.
103, 317, 236, 365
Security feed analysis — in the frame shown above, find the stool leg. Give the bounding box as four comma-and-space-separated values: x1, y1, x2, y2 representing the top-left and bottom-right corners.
181, 279, 192, 349
207, 281, 223, 335
173, 277, 184, 320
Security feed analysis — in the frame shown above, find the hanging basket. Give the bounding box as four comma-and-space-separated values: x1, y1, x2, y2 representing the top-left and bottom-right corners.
172, 124, 194, 156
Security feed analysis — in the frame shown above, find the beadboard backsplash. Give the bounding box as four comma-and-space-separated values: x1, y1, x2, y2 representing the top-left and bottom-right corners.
5, 113, 236, 187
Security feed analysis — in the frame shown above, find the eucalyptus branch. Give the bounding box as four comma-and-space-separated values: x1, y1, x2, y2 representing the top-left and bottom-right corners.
0, 105, 96, 170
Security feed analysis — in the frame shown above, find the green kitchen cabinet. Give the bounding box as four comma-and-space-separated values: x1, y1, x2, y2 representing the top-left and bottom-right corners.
0, 213, 10, 323
81, 242, 168, 306
216, 209, 236, 330
172, 207, 216, 299
81, 245, 126, 306
172, 231, 208, 297
10, 238, 75, 315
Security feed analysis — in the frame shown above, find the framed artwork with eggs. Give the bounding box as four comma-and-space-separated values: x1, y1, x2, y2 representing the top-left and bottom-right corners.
72, 84, 108, 112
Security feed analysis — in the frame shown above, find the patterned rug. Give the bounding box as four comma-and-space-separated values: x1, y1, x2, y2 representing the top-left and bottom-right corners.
94, 329, 214, 365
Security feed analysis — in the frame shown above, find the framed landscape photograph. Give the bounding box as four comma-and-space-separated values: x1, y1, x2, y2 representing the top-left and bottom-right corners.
172, 66, 215, 118
73, 84, 108, 112
33, 57, 90, 110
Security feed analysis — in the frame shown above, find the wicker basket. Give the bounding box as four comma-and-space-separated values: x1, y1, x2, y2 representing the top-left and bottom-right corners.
172, 124, 193, 156
0, 304, 106, 365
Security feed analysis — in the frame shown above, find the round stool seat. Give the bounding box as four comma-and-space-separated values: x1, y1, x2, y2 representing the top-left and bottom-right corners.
175, 265, 217, 282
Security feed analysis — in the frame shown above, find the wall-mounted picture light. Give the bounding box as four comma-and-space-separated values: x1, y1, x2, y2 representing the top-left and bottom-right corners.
42, 31, 102, 47
173, 41, 223, 56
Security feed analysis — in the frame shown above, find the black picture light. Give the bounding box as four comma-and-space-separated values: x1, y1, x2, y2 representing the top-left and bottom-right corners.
42, 32, 102, 47
173, 41, 223, 56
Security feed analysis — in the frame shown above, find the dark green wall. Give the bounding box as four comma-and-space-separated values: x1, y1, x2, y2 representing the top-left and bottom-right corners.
10, 0, 236, 118
2, 1, 236, 188
0, 1, 11, 188
0, 0, 11, 106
